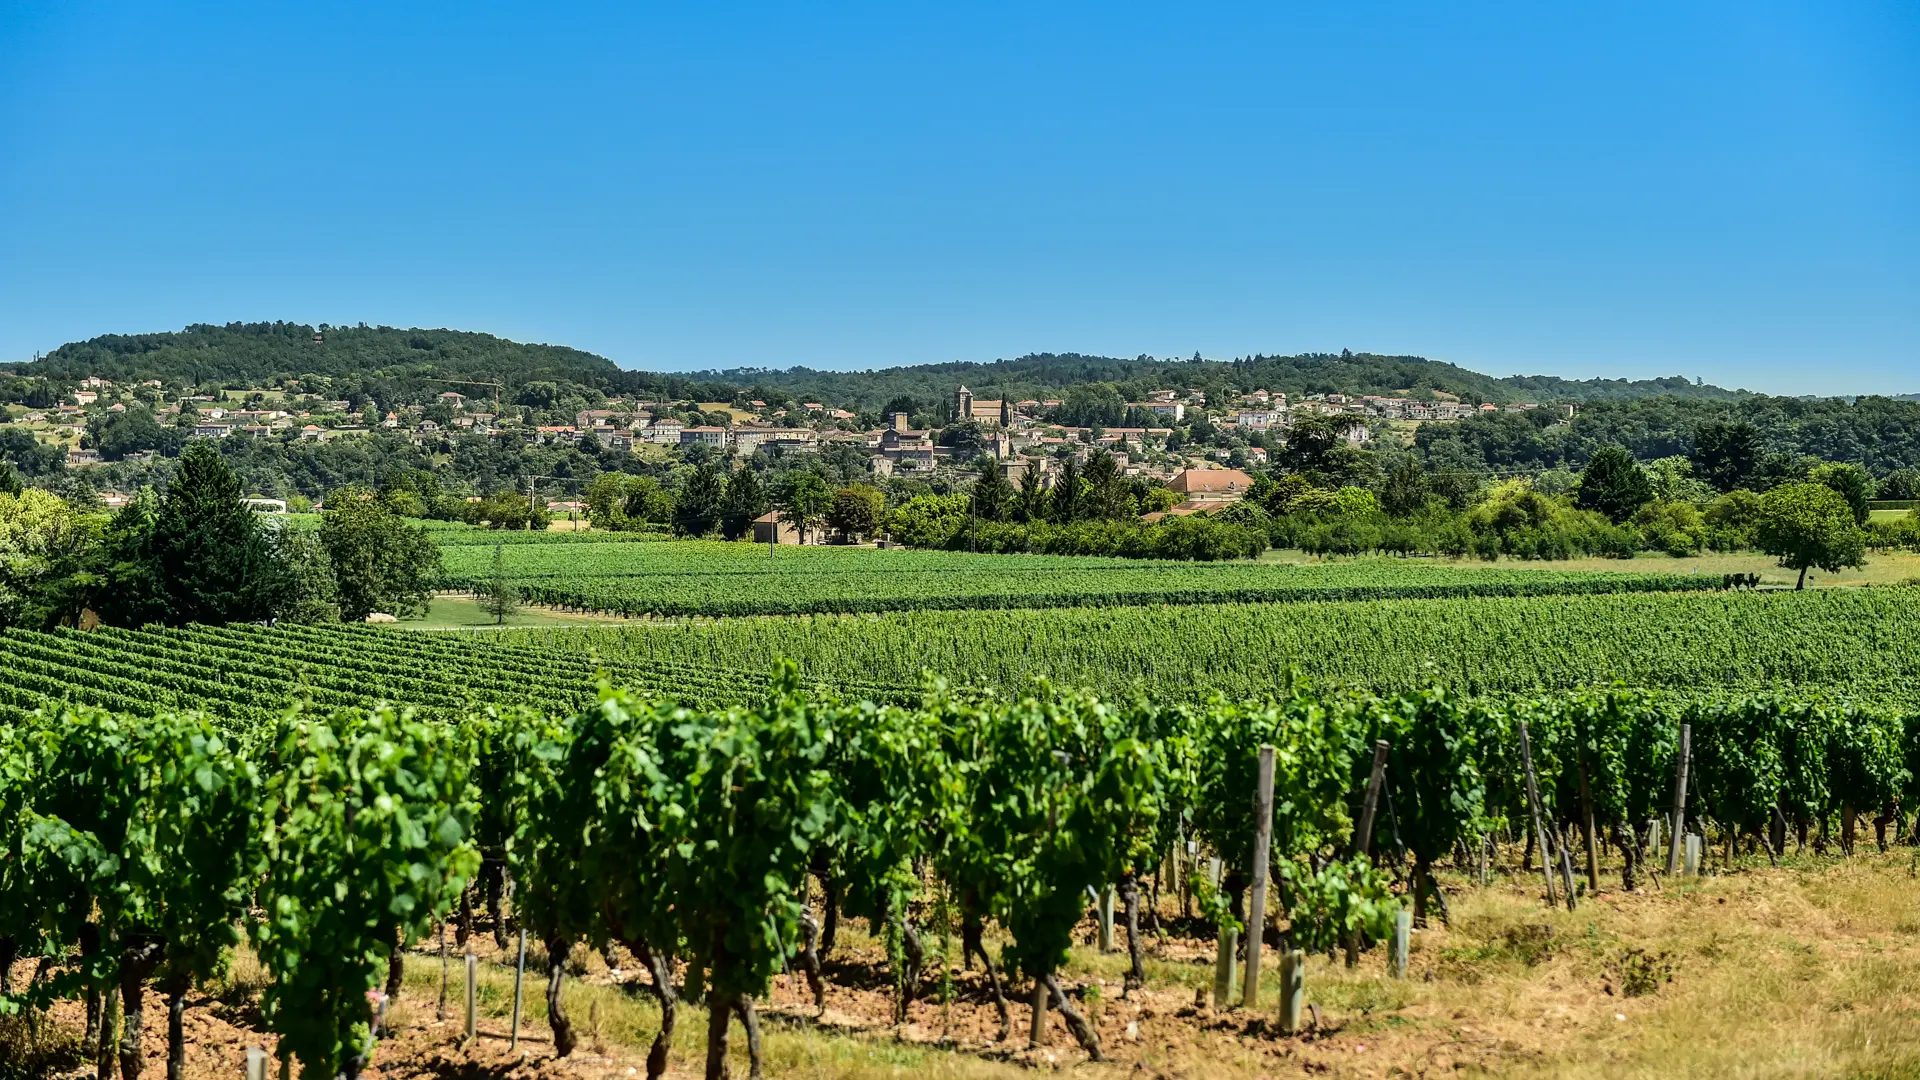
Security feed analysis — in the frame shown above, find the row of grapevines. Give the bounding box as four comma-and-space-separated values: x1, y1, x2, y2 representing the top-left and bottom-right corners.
5, 674, 1913, 1077
547, 587, 1920, 704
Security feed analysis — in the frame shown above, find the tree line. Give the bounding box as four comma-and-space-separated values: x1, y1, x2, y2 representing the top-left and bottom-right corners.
0, 446, 440, 632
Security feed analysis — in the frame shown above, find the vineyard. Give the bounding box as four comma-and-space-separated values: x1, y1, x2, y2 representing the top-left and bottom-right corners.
499, 586, 1920, 703
436, 536, 1726, 617
3, 672, 1916, 1079
0, 624, 905, 735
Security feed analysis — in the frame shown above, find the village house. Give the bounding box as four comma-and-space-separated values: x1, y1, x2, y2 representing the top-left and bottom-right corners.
679, 425, 731, 448
641, 418, 684, 444
1166, 467, 1256, 504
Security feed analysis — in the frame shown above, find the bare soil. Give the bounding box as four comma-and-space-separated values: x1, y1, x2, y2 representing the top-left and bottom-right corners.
15, 851, 1920, 1079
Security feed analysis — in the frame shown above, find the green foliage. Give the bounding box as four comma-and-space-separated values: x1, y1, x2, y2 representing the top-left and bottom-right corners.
316, 492, 435, 620
885, 494, 971, 549
150, 442, 288, 624
0, 487, 87, 628
824, 483, 884, 542
251, 706, 479, 1077
0, 429, 64, 477
438, 535, 1713, 617
778, 471, 834, 544
941, 685, 1164, 980
479, 543, 520, 624
1809, 462, 1874, 525
1575, 447, 1655, 524
719, 469, 766, 540
1276, 855, 1398, 955
969, 465, 1015, 523
586, 473, 675, 532
665, 669, 840, 1000
268, 526, 342, 624
1756, 482, 1867, 588
673, 465, 725, 538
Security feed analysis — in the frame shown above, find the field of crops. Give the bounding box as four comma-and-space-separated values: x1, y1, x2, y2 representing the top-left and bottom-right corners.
511, 586, 1920, 703
0, 623, 904, 735
6, 668, 1915, 1078
437, 536, 1724, 616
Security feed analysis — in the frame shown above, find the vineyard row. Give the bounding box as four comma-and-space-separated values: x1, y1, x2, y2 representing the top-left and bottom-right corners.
2, 675, 1913, 1078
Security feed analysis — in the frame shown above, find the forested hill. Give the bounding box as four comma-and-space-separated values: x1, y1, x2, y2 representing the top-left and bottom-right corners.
14, 323, 626, 386
9, 326, 1753, 409
702, 351, 1748, 410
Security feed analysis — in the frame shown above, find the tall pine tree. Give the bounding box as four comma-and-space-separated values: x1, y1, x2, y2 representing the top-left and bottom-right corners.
150, 442, 287, 624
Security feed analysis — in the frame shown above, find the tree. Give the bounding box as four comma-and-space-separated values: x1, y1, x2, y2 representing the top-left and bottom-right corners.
1081, 450, 1134, 520
1049, 457, 1084, 524
720, 469, 768, 540
1880, 468, 1920, 501
273, 527, 343, 624
0, 427, 65, 476
1690, 420, 1762, 492
1014, 467, 1047, 524
1809, 462, 1873, 525
1757, 482, 1867, 589
880, 395, 921, 423
825, 484, 884, 542
1277, 415, 1364, 479
0, 459, 21, 497
622, 476, 674, 526
1574, 446, 1654, 523
884, 494, 969, 548
87, 488, 171, 628
150, 442, 288, 625
673, 465, 725, 537
584, 472, 635, 530
0, 486, 85, 628
1379, 456, 1431, 517
1643, 456, 1713, 504
938, 420, 985, 461
779, 471, 834, 544
481, 543, 520, 624
319, 492, 439, 620
970, 465, 1014, 524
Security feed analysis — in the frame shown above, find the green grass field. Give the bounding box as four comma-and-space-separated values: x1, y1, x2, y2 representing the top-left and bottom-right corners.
405, 594, 630, 628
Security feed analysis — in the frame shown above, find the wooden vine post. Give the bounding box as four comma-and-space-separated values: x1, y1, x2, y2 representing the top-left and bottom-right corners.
1516, 722, 1557, 906
1578, 762, 1600, 891
1666, 724, 1692, 876
1241, 745, 1276, 1010
1345, 739, 1390, 967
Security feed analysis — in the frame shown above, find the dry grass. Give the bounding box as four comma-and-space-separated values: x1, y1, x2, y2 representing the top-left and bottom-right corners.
27, 855, 1920, 1078
364, 854, 1920, 1079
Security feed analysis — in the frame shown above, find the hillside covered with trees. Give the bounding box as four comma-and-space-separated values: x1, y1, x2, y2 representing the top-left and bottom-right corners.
7, 322, 732, 404
7, 325, 1754, 410
704, 350, 1749, 412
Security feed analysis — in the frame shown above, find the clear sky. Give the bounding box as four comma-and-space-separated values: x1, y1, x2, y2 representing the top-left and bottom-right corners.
2, 2, 1915, 394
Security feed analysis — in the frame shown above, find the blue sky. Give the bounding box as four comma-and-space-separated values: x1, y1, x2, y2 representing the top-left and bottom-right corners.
1, 2, 1914, 393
